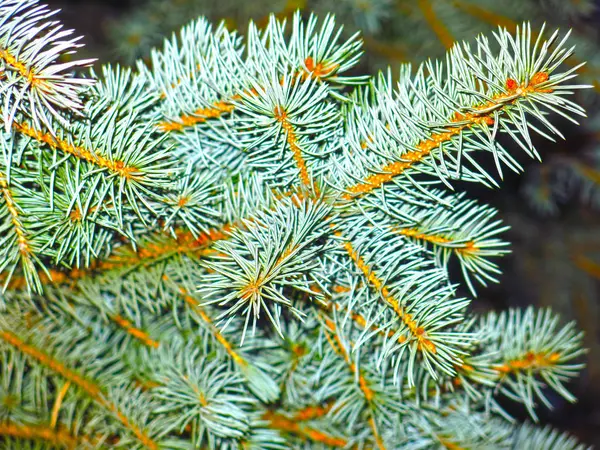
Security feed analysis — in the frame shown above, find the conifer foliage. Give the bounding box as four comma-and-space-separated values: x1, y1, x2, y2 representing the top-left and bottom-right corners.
0, 1, 591, 448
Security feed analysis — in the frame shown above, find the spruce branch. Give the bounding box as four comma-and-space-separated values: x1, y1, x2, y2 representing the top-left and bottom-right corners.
0, 149, 49, 293
318, 313, 395, 447
334, 223, 472, 383
334, 23, 588, 199
151, 345, 255, 447
200, 195, 334, 340
165, 271, 280, 403
0, 313, 160, 449
0, 420, 84, 449
0, 0, 95, 133
354, 188, 511, 294
476, 307, 585, 421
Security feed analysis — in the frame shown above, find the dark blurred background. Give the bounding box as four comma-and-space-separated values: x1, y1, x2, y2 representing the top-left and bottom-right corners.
45, 0, 600, 445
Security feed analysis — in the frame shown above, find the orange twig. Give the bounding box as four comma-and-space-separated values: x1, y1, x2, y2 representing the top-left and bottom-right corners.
0, 49, 39, 85
0, 174, 31, 258
292, 402, 335, 421
157, 100, 236, 132
262, 410, 347, 447
111, 315, 160, 348
274, 105, 315, 191
339, 236, 436, 353
396, 227, 479, 255
572, 254, 600, 280
173, 279, 248, 367
438, 436, 466, 450
13, 121, 138, 179
321, 317, 387, 449
50, 381, 72, 429
3, 225, 232, 291
494, 350, 561, 374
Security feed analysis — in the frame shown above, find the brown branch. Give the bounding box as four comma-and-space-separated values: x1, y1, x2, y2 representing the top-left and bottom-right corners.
0, 331, 158, 450
0, 420, 81, 449
13, 121, 139, 180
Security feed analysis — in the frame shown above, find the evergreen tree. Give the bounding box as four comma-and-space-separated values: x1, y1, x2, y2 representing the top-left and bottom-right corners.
0, 1, 591, 448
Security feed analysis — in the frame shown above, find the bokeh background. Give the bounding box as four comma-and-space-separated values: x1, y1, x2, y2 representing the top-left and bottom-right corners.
44, 0, 600, 445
